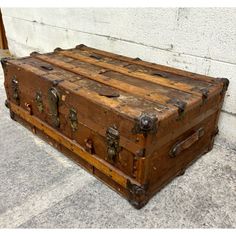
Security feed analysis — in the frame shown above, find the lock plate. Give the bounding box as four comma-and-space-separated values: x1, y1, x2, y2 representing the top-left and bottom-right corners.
106, 125, 120, 162
48, 87, 60, 127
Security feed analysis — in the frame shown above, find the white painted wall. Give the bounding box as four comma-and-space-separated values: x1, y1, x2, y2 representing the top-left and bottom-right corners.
1, 8, 236, 145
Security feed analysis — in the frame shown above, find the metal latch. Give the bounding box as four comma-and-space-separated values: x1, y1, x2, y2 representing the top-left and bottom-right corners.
11, 76, 20, 104
35, 91, 43, 113
106, 125, 120, 162
69, 108, 78, 131
48, 87, 60, 128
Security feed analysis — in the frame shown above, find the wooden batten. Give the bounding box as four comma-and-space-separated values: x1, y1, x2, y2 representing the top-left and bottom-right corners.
57, 49, 203, 96
76, 44, 219, 84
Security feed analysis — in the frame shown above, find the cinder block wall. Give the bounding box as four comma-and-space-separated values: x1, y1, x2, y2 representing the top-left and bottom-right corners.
2, 8, 236, 145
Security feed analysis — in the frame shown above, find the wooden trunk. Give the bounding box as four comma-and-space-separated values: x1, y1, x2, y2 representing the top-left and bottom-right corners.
2, 44, 229, 209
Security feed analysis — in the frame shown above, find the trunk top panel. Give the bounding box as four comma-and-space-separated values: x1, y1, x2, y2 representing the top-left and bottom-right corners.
3, 44, 226, 123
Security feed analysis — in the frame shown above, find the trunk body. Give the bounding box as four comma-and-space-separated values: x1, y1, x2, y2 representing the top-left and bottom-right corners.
2, 44, 228, 208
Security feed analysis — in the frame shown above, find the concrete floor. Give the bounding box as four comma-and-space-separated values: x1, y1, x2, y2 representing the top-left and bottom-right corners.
0, 55, 235, 228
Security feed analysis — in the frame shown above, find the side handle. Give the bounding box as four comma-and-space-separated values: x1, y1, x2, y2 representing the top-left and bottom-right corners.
169, 128, 205, 158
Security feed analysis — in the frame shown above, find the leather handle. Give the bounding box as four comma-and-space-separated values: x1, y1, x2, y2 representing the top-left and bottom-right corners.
169, 128, 205, 158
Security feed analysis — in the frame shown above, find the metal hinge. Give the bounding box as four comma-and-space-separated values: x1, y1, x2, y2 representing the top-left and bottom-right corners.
48, 87, 60, 128
11, 76, 20, 105
69, 108, 78, 131
106, 125, 120, 162
132, 113, 157, 135
168, 98, 186, 116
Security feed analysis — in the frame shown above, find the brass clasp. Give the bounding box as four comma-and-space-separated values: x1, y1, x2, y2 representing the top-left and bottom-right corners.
106, 125, 120, 162
48, 87, 60, 128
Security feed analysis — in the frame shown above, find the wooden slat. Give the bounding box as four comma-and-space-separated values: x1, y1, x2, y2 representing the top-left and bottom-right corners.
77, 45, 217, 84
33, 54, 180, 113
58, 50, 203, 97
9, 101, 141, 189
